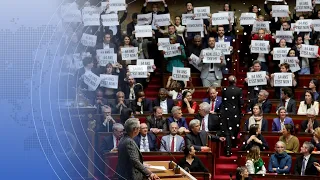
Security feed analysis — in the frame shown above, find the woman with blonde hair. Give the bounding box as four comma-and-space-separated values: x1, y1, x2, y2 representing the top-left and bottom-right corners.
244, 104, 268, 132
245, 146, 266, 174
311, 127, 320, 154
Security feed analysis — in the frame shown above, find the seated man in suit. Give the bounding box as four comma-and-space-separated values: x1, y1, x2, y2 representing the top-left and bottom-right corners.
294, 141, 318, 175
152, 88, 174, 114
167, 106, 189, 133
134, 123, 158, 152
202, 86, 222, 114
132, 91, 153, 114
111, 91, 129, 114
160, 122, 185, 152
99, 105, 116, 132
195, 102, 221, 132
94, 88, 109, 113
277, 87, 297, 115
100, 123, 124, 154
122, 76, 143, 100
301, 108, 319, 133
246, 89, 272, 114
146, 106, 168, 134
186, 119, 225, 152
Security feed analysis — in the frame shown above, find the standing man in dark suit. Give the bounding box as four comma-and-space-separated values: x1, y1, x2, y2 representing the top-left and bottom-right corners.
95, 32, 117, 52
195, 102, 222, 132
134, 123, 158, 152
294, 141, 318, 175
152, 88, 174, 114
100, 123, 124, 154
116, 118, 159, 180
126, 13, 138, 37
277, 87, 297, 115
246, 89, 272, 114
221, 75, 244, 156
146, 106, 168, 134
202, 86, 222, 114
215, 26, 233, 74
132, 91, 153, 114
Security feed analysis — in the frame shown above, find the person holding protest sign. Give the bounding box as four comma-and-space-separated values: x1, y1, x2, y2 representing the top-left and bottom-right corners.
96, 32, 117, 52
166, 76, 195, 100
162, 35, 186, 72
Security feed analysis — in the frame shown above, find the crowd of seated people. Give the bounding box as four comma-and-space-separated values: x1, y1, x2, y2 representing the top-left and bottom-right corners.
62, 0, 320, 178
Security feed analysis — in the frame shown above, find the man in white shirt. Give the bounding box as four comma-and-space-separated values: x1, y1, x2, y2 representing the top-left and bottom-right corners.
294, 141, 318, 175
152, 88, 174, 114
134, 123, 157, 152
160, 122, 185, 152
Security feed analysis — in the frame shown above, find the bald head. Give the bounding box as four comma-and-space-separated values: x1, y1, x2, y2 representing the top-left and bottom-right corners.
140, 123, 148, 136
228, 75, 237, 84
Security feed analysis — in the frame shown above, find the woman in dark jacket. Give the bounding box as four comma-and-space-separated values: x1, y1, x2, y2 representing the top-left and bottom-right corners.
268, 141, 292, 174
241, 124, 269, 151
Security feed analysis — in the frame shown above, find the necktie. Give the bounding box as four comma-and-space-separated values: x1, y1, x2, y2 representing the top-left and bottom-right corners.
171, 136, 175, 152
211, 100, 215, 111
116, 138, 119, 147
202, 118, 205, 131
142, 138, 147, 152
301, 157, 306, 175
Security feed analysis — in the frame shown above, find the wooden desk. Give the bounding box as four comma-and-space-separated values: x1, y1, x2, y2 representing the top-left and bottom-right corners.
250, 174, 320, 180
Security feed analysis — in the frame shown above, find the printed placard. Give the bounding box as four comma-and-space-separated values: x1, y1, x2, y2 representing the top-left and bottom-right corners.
280, 57, 301, 72
164, 43, 181, 58
252, 21, 270, 33
313, 19, 320, 31
128, 65, 148, 78
182, 14, 194, 25
84, 71, 101, 90
137, 13, 152, 25
82, 7, 100, 26
121, 47, 138, 60
273, 48, 291, 60
189, 54, 202, 71
215, 42, 231, 55
81, 33, 97, 47
96, 48, 114, 56
186, 19, 204, 32
246, 71, 267, 86
300, 44, 318, 58
109, 0, 126, 12
316, 0, 320, 4
154, 14, 171, 27
211, 12, 229, 25
272, 5, 289, 17
101, 14, 119, 26
98, 54, 117, 66
194, 6, 210, 19
202, 49, 222, 63
137, 59, 154, 72
134, 25, 152, 37
61, 2, 82, 22
250, 40, 269, 54
218, 11, 235, 23
100, 74, 118, 89
296, 0, 312, 12
273, 73, 293, 87
294, 20, 312, 32
158, 38, 170, 50
240, 13, 256, 25
276, 31, 293, 43
172, 67, 191, 81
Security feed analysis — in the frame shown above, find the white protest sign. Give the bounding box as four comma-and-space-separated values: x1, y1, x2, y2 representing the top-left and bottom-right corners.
72, 53, 83, 69
211, 12, 229, 25
202, 49, 223, 63
272, 5, 289, 17
296, 0, 312, 12
121, 47, 138, 60
128, 65, 148, 78
101, 2, 108, 12
81, 33, 97, 47
164, 43, 181, 58
240, 13, 256, 25
137, 59, 154, 72
280, 57, 301, 72
218, 11, 235, 23
276, 31, 293, 43
273, 48, 291, 60
158, 38, 170, 50
294, 20, 312, 32
273, 73, 293, 87
313, 19, 320, 31
98, 54, 117, 66
250, 40, 269, 54
154, 14, 171, 26
82, 7, 100, 26
84, 71, 101, 90
252, 21, 270, 33
182, 14, 194, 25
194, 6, 210, 19
101, 14, 119, 26
186, 19, 204, 32
215, 42, 231, 55
96, 48, 114, 56
109, 0, 126, 12
172, 67, 191, 81
137, 13, 152, 25
316, 0, 320, 4
247, 71, 267, 86
134, 25, 152, 37
189, 54, 202, 71
300, 44, 318, 58
100, 74, 118, 89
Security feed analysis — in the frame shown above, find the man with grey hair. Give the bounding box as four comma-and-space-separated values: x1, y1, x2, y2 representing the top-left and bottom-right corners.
194, 102, 222, 132
246, 89, 272, 114
99, 105, 116, 132
301, 108, 319, 133
152, 88, 174, 114
100, 123, 124, 154
167, 106, 189, 133
186, 119, 225, 151
160, 122, 185, 152
116, 118, 159, 180
294, 141, 318, 175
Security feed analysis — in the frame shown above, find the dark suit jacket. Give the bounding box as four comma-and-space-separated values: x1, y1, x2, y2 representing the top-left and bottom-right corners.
146, 115, 168, 131
134, 133, 158, 151
301, 120, 320, 133
95, 42, 117, 52
202, 96, 222, 113
100, 135, 115, 154
277, 98, 297, 115
122, 83, 143, 99
215, 36, 233, 45
186, 130, 220, 151
141, 6, 169, 19
132, 98, 153, 114
116, 134, 150, 180
194, 113, 221, 132
126, 21, 136, 37
241, 134, 269, 151
246, 98, 272, 114
244, 118, 269, 132
221, 85, 244, 125
152, 98, 174, 114
167, 116, 188, 129
294, 155, 319, 175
